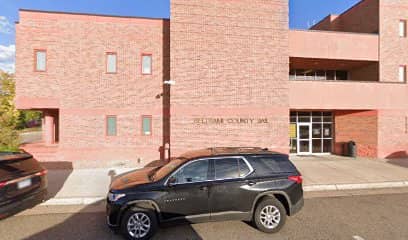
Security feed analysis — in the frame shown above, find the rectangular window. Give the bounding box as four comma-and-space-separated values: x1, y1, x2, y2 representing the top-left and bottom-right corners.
106, 116, 117, 136
335, 70, 348, 80
399, 65, 406, 82
141, 54, 152, 75
400, 20, 407, 37
106, 53, 117, 73
35, 50, 46, 71
142, 116, 152, 135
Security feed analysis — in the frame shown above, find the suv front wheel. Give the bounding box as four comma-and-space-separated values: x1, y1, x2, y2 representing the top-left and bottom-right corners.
121, 208, 158, 240
253, 197, 287, 233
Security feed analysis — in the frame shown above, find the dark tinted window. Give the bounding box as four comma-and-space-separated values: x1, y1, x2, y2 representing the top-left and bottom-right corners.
238, 159, 251, 177
215, 158, 239, 180
0, 154, 41, 177
173, 159, 209, 184
248, 155, 296, 176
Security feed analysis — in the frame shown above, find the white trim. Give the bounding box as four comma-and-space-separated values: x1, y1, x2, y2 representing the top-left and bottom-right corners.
297, 122, 312, 155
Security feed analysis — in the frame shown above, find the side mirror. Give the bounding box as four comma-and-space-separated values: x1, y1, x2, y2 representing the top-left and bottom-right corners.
167, 176, 177, 186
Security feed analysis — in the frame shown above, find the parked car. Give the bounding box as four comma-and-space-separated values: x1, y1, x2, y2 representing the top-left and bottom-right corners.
107, 147, 304, 240
0, 152, 48, 218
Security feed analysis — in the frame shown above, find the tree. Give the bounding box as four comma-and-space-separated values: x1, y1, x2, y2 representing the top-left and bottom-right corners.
0, 71, 20, 151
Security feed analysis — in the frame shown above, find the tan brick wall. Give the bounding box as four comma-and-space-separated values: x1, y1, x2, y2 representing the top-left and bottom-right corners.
170, 0, 289, 156
377, 0, 408, 158
15, 10, 169, 163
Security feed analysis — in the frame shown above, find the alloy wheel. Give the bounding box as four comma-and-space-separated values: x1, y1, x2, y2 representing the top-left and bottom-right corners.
259, 205, 281, 229
127, 212, 151, 239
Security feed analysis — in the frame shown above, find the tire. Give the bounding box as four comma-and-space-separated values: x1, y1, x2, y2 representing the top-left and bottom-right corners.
121, 208, 158, 240
253, 197, 287, 233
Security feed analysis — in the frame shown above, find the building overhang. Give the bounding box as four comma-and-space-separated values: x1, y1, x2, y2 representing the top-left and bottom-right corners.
289, 81, 408, 110
289, 30, 379, 61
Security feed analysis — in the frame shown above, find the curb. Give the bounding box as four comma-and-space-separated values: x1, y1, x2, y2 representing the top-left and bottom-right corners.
40, 197, 105, 206
303, 181, 408, 192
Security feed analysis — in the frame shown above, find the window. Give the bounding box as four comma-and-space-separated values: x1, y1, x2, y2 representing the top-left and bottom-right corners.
290, 69, 348, 81
247, 155, 296, 176
399, 65, 406, 82
35, 50, 46, 71
106, 52, 117, 73
106, 116, 117, 136
335, 71, 348, 80
141, 54, 152, 75
400, 20, 407, 37
172, 159, 209, 184
142, 116, 152, 135
238, 159, 251, 177
215, 158, 240, 180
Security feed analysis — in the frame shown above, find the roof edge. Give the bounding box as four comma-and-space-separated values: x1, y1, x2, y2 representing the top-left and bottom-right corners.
19, 8, 170, 21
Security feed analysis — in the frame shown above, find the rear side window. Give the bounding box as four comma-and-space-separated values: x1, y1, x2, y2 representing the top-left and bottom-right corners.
248, 155, 296, 176
215, 158, 239, 180
0, 155, 41, 176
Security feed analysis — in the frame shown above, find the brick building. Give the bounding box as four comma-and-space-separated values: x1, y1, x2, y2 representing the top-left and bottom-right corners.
15, 0, 408, 167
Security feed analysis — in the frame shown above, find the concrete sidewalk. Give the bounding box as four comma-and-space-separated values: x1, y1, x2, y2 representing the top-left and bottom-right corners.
42, 156, 408, 206
292, 155, 408, 191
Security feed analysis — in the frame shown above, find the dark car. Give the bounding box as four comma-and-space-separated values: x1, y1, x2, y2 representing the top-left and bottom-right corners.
107, 147, 303, 240
0, 152, 48, 218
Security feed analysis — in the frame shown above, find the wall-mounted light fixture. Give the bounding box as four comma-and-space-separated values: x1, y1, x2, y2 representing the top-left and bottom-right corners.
164, 80, 176, 85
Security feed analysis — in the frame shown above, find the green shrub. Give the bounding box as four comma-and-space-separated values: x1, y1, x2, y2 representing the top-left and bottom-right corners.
0, 72, 21, 152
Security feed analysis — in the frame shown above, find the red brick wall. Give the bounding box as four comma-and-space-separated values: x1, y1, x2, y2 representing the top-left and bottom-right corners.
348, 62, 379, 81
15, 10, 170, 163
170, 0, 289, 156
311, 15, 342, 31
334, 110, 378, 157
311, 0, 379, 34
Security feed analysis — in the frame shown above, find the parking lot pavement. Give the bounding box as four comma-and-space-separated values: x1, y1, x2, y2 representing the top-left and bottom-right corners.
2, 190, 408, 240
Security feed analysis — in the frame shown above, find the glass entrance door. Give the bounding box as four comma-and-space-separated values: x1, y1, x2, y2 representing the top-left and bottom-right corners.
297, 123, 311, 154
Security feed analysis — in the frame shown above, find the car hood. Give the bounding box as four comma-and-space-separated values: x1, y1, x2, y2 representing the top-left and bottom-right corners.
110, 167, 156, 190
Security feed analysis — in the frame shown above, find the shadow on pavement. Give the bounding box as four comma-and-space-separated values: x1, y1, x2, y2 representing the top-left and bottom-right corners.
20, 200, 203, 240
0, 161, 73, 220
41, 161, 73, 200
387, 158, 408, 168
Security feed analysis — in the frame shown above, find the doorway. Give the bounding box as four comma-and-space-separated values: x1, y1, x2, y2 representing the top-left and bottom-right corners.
290, 111, 333, 155
297, 123, 311, 155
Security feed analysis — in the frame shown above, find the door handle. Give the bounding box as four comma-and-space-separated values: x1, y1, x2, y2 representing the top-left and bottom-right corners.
199, 186, 209, 191
246, 180, 256, 186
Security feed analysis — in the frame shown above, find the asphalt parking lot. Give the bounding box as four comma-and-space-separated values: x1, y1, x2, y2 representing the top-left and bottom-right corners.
1, 189, 408, 240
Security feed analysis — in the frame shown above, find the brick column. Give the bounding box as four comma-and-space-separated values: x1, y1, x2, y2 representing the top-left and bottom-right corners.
44, 111, 55, 145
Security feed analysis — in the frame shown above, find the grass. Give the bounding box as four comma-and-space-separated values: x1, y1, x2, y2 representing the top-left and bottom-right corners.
0, 146, 20, 153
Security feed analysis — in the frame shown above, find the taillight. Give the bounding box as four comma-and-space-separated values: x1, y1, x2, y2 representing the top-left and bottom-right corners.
0, 181, 8, 189
288, 175, 303, 184
35, 169, 48, 177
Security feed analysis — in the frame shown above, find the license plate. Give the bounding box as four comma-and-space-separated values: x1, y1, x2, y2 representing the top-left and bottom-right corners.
17, 178, 32, 189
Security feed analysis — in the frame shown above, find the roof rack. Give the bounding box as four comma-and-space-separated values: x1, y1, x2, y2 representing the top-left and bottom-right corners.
208, 147, 269, 155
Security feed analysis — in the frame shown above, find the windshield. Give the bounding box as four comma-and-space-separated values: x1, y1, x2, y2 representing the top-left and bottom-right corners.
152, 158, 187, 181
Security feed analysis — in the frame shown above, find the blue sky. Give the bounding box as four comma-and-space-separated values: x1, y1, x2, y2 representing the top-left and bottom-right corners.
0, 0, 361, 73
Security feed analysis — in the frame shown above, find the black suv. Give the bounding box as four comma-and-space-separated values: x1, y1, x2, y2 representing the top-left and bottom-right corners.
106, 148, 303, 240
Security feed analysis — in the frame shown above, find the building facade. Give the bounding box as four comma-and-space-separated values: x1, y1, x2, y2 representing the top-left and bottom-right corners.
15, 0, 408, 166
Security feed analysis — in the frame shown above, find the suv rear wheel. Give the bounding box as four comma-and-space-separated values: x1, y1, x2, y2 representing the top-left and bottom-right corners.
121, 208, 158, 240
253, 197, 286, 233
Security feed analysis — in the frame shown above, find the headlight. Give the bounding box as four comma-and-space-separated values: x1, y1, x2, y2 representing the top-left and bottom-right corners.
108, 192, 126, 202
